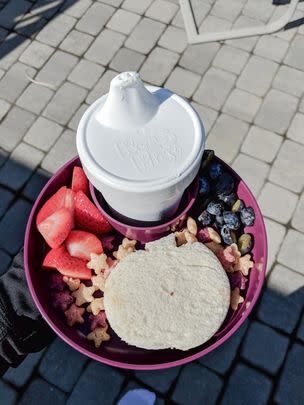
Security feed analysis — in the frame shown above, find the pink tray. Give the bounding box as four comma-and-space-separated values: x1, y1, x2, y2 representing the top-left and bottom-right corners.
24, 156, 267, 370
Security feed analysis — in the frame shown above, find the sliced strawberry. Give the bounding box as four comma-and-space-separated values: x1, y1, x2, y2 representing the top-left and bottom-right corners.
74, 191, 112, 234
65, 230, 103, 261
36, 186, 75, 225
72, 166, 89, 195
37, 208, 73, 248
42, 245, 91, 279
43, 245, 66, 269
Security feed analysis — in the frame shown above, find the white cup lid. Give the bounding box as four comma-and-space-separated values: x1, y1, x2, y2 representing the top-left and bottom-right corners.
77, 72, 205, 192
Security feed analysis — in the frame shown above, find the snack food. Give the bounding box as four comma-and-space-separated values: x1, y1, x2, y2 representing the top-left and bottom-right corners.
104, 234, 230, 351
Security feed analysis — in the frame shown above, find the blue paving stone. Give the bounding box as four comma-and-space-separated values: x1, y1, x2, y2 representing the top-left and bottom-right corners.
39, 338, 87, 392
4, 349, 45, 387
0, 186, 14, 217
275, 343, 304, 405
297, 313, 304, 342
0, 248, 11, 275
172, 364, 223, 405
135, 366, 180, 394
257, 287, 303, 334
199, 320, 248, 374
0, 379, 18, 405
67, 361, 125, 405
241, 321, 289, 374
221, 364, 272, 405
19, 378, 66, 405
23, 169, 49, 201
0, 199, 32, 255
0, 158, 35, 191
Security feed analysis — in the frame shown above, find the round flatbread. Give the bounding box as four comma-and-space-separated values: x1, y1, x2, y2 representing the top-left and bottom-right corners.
104, 234, 230, 351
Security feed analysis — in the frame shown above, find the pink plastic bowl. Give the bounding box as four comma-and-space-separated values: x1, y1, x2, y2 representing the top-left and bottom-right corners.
89, 179, 199, 244
24, 156, 267, 370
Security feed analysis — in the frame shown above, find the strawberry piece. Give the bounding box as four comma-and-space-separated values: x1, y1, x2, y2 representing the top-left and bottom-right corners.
65, 230, 103, 261
72, 166, 89, 195
74, 191, 112, 234
37, 208, 73, 248
43, 245, 66, 269
43, 245, 92, 279
36, 186, 75, 225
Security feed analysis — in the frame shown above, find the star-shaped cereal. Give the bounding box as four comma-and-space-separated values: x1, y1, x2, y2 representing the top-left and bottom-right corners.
87, 297, 104, 315
218, 244, 241, 271
87, 253, 108, 275
51, 290, 73, 311
72, 283, 96, 306
198, 227, 221, 244
122, 238, 137, 250
63, 276, 81, 291
184, 230, 198, 244
230, 287, 244, 311
113, 245, 134, 261
89, 311, 107, 331
175, 231, 187, 246
186, 216, 197, 235
49, 273, 65, 291
87, 326, 110, 348
234, 254, 254, 276
65, 303, 85, 326
91, 273, 106, 291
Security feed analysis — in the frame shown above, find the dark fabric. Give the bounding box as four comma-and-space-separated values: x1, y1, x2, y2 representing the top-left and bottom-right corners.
0, 250, 54, 376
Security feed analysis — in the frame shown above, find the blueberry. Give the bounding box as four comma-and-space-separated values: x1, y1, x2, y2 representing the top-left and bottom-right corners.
215, 173, 235, 196
198, 210, 212, 226
232, 199, 244, 213
223, 211, 241, 230
215, 214, 225, 227
208, 162, 223, 180
199, 176, 210, 196
221, 225, 234, 245
240, 207, 255, 226
206, 201, 224, 216
219, 192, 237, 207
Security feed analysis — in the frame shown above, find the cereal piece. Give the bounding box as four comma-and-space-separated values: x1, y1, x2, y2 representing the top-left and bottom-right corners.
218, 243, 242, 271
89, 311, 107, 331
175, 231, 187, 246
51, 290, 73, 311
113, 245, 133, 260
234, 254, 254, 276
87, 253, 108, 275
205, 241, 223, 254
49, 273, 65, 291
198, 227, 221, 244
184, 230, 198, 243
91, 273, 106, 291
187, 216, 197, 236
87, 297, 105, 315
100, 234, 115, 250
230, 287, 244, 310
65, 303, 85, 326
63, 276, 81, 291
72, 283, 96, 306
122, 238, 137, 250
87, 326, 110, 348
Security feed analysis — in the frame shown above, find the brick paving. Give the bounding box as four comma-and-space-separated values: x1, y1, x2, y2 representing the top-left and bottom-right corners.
0, 0, 303, 404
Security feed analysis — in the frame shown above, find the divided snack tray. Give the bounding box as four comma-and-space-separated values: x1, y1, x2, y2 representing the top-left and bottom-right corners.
24, 155, 267, 370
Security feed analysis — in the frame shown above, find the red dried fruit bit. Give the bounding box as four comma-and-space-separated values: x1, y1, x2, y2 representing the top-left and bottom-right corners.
49, 272, 65, 291
36, 186, 74, 225
100, 235, 115, 251
74, 191, 112, 234
228, 271, 247, 290
65, 230, 103, 261
71, 166, 89, 195
51, 290, 73, 311
89, 311, 107, 331
198, 227, 221, 243
37, 207, 73, 248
